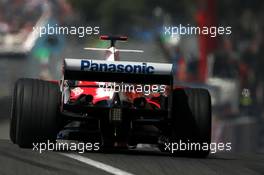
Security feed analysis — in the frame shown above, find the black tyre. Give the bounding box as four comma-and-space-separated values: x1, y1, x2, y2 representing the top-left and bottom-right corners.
10, 78, 61, 147
10, 80, 19, 143
168, 88, 211, 157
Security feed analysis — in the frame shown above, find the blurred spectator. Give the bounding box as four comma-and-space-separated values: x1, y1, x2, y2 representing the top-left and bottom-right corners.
256, 37, 264, 114
213, 37, 238, 78
216, 0, 263, 117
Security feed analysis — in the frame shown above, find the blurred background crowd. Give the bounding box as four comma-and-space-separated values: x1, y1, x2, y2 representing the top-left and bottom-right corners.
0, 0, 263, 152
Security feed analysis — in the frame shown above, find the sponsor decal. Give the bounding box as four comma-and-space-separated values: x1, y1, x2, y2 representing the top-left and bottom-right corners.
80, 60, 154, 74
71, 87, 84, 97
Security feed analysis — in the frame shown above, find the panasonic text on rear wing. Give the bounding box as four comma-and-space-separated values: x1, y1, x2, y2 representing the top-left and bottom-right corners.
64, 58, 173, 84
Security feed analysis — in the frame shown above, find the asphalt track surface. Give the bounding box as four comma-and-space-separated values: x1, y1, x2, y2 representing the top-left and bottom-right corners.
1, 45, 264, 175
1, 94, 264, 175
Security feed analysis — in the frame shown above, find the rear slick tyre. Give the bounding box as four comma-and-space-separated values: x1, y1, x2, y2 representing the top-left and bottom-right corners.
10, 78, 60, 148
170, 88, 211, 157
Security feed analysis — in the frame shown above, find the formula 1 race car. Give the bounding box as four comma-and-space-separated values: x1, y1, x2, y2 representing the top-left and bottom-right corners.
10, 36, 211, 157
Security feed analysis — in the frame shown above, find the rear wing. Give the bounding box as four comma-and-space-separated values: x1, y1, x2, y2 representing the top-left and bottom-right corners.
63, 58, 173, 85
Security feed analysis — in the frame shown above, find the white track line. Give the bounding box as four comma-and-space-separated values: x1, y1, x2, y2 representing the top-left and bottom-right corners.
61, 153, 134, 175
